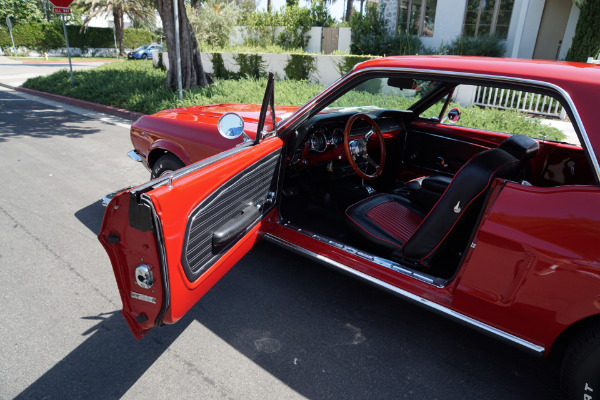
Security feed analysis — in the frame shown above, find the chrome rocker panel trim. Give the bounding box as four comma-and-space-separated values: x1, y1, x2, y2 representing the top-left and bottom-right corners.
263, 233, 546, 356
127, 150, 143, 162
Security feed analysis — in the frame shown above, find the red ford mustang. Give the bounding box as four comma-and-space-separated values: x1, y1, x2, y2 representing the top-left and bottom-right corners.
99, 56, 600, 399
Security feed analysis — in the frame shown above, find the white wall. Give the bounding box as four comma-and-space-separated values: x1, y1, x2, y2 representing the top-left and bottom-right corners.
229, 26, 351, 54
157, 52, 350, 86
421, 0, 468, 50
508, 0, 546, 58
558, 3, 580, 60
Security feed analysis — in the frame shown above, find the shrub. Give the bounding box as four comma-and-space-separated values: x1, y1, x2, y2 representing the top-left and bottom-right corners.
211, 53, 231, 79
240, 2, 335, 50
444, 35, 506, 57
349, 3, 388, 55
350, 3, 422, 56
234, 53, 267, 79
335, 55, 373, 76
0, 22, 152, 52
284, 54, 316, 80
187, 0, 239, 49
566, 0, 600, 62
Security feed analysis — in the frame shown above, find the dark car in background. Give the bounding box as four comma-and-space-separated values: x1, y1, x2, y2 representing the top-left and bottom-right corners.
127, 44, 164, 60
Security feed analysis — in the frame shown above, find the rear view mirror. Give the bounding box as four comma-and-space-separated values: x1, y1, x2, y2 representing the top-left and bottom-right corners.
387, 77, 416, 90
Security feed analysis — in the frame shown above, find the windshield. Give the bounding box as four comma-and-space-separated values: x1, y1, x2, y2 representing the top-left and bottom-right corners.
134, 45, 150, 52
326, 78, 441, 112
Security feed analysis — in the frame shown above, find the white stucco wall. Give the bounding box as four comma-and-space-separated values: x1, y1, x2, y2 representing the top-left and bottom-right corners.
420, 0, 468, 50
157, 52, 350, 86
508, 0, 546, 58
558, 3, 580, 60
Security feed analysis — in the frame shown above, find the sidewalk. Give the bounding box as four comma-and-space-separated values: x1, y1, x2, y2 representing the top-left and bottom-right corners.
0, 57, 143, 121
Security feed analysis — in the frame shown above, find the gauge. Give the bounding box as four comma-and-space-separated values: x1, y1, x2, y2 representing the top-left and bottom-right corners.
332, 128, 344, 146
309, 131, 327, 152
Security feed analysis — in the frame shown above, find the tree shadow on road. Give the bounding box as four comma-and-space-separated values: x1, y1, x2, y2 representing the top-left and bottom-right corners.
0, 90, 100, 142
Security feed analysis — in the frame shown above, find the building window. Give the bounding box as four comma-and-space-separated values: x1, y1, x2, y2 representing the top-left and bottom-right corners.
463, 0, 515, 39
398, 0, 437, 37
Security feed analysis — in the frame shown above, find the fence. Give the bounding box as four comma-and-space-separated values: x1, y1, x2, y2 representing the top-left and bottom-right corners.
473, 86, 566, 119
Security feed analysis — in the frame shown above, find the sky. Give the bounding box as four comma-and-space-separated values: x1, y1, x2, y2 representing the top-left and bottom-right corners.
253, 0, 348, 22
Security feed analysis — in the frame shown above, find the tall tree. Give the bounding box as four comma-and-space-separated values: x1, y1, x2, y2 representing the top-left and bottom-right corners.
77, 0, 155, 56
155, 0, 212, 89
566, 0, 600, 62
344, 0, 353, 22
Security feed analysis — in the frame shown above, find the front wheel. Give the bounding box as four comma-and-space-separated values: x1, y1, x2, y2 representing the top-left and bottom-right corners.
151, 154, 185, 180
142, 53, 148, 60
561, 320, 600, 400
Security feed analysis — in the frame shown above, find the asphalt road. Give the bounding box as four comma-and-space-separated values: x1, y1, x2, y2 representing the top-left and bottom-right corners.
0, 80, 565, 399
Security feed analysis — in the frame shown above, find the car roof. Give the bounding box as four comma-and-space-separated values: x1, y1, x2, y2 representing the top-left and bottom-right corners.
354, 56, 600, 161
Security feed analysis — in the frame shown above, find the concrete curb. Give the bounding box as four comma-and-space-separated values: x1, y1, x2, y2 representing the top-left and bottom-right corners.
0, 82, 144, 121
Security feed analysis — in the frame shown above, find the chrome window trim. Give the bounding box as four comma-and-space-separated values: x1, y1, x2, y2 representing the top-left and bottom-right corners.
264, 232, 546, 356
277, 66, 600, 183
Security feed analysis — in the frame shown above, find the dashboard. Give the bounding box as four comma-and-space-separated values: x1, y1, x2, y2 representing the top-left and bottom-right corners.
290, 109, 409, 168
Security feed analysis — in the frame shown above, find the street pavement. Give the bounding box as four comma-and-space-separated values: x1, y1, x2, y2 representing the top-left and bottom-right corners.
0, 61, 564, 399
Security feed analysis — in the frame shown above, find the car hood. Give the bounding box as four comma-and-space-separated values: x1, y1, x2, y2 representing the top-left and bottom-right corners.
153, 103, 298, 124
133, 103, 299, 140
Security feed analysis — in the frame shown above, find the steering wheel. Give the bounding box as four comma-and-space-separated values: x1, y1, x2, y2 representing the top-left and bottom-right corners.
343, 113, 386, 180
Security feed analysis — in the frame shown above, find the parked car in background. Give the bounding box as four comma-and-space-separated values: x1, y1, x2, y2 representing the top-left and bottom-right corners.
127, 44, 164, 60
100, 56, 600, 400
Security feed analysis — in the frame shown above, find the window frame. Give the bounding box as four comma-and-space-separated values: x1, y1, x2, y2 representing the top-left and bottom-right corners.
462, 0, 514, 39
397, 0, 437, 37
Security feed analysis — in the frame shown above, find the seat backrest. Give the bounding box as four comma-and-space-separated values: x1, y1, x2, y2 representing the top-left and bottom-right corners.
401, 135, 539, 265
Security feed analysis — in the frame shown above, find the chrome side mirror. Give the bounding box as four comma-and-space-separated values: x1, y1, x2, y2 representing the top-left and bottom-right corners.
218, 113, 246, 139
446, 108, 461, 123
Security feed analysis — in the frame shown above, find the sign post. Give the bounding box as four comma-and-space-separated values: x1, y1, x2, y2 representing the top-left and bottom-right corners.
50, 0, 75, 85
5, 17, 17, 60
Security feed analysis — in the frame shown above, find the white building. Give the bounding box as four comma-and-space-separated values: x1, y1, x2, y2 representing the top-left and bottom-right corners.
378, 0, 580, 60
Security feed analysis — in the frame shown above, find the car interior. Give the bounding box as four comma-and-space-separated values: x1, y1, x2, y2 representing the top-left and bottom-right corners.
277, 74, 596, 283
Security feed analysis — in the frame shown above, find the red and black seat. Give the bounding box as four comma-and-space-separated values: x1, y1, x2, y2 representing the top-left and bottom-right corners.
345, 135, 540, 268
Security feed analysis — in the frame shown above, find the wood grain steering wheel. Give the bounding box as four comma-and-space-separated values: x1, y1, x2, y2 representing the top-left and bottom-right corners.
343, 113, 386, 180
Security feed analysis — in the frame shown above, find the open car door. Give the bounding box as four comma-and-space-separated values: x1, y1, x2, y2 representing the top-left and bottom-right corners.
99, 76, 281, 339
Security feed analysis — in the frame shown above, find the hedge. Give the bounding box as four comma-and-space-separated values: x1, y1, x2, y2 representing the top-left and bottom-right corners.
0, 22, 153, 51
566, 0, 600, 62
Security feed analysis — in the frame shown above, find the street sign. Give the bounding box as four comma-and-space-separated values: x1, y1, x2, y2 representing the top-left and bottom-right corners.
5, 16, 11, 29
49, 0, 74, 8
53, 7, 71, 14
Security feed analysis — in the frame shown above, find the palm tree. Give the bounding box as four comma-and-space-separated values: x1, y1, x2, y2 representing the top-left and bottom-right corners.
76, 0, 156, 56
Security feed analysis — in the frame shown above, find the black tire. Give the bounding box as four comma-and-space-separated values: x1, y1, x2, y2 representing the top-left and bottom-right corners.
142, 53, 148, 60
151, 154, 185, 179
561, 320, 600, 400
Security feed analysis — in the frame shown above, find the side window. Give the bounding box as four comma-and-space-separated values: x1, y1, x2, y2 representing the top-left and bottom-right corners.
437, 84, 579, 146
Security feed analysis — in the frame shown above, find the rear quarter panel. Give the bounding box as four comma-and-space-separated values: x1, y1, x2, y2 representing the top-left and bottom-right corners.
453, 181, 600, 352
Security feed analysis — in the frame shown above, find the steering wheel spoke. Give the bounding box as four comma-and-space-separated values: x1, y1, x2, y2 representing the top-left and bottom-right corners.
343, 113, 386, 180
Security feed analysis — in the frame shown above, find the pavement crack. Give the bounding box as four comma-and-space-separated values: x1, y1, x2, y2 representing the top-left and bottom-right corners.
0, 203, 118, 308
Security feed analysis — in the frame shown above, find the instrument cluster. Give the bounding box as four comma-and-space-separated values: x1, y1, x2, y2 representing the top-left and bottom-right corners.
308, 127, 345, 153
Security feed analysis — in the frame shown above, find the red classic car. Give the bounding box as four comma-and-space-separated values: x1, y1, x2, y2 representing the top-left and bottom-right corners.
99, 56, 600, 399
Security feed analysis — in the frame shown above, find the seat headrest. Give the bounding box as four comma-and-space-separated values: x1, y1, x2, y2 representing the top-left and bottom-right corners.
498, 135, 540, 162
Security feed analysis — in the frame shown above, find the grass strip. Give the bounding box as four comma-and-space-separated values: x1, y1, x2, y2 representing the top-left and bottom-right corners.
21, 61, 566, 142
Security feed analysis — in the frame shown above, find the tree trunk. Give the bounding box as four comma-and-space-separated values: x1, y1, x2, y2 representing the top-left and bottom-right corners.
113, 8, 125, 57
345, 0, 353, 22
155, 0, 213, 90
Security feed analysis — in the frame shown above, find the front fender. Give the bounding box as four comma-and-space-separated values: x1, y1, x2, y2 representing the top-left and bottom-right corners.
149, 140, 192, 167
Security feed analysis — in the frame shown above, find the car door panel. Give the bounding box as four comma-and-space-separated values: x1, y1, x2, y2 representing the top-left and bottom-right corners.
99, 137, 283, 339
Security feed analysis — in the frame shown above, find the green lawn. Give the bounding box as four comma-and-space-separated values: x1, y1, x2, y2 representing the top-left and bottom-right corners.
21, 60, 565, 141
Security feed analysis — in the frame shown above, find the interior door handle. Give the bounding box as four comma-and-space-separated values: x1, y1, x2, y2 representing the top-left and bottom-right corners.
436, 157, 448, 168
212, 205, 261, 247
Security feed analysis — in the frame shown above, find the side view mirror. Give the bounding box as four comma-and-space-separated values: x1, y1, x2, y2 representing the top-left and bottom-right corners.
218, 113, 246, 139
446, 108, 461, 123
